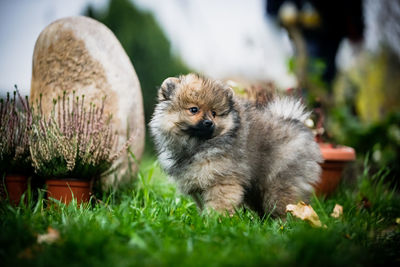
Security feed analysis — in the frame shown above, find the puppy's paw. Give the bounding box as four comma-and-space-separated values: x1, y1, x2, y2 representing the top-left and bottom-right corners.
203, 205, 235, 217
203, 182, 244, 217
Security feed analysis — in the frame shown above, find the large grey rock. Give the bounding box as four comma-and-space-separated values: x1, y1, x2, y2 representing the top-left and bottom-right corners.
30, 16, 145, 187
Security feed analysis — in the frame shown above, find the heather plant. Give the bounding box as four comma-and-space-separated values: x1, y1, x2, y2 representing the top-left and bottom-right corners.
30, 92, 131, 180
0, 88, 32, 175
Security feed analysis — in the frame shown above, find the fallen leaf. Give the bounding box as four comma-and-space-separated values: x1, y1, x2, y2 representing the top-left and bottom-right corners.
360, 196, 371, 210
286, 201, 322, 227
330, 204, 343, 218
396, 218, 400, 224
37, 227, 60, 244
18, 244, 42, 259
18, 247, 34, 259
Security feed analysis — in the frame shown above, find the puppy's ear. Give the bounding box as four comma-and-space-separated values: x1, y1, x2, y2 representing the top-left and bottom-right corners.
224, 86, 235, 101
159, 77, 180, 101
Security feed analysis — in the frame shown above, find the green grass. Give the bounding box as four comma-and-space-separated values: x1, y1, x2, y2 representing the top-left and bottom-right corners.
1, 155, 399, 267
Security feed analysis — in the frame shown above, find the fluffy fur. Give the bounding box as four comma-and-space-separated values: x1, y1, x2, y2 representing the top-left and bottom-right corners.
150, 74, 322, 217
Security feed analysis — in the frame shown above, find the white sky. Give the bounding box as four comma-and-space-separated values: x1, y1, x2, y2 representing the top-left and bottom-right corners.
0, 0, 107, 95
134, 0, 296, 88
0, 0, 296, 97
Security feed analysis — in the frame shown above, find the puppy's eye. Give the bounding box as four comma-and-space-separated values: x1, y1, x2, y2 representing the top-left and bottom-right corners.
211, 111, 216, 117
189, 107, 199, 114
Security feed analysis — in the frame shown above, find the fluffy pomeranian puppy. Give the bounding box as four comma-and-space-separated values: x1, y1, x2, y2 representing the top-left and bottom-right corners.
150, 74, 322, 217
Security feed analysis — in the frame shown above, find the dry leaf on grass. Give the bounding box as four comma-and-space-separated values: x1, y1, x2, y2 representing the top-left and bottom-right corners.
330, 204, 343, 218
360, 196, 371, 210
18, 246, 37, 259
18, 227, 60, 259
286, 201, 322, 228
37, 227, 60, 244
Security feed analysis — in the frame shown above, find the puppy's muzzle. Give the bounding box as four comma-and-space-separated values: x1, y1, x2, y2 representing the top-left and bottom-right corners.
202, 120, 214, 129
186, 120, 215, 139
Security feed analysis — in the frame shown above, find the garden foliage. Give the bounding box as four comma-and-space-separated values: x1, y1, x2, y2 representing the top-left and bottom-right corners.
29, 92, 128, 180
0, 89, 32, 174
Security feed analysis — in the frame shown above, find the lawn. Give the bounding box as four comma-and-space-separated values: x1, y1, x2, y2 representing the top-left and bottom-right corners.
1, 154, 399, 267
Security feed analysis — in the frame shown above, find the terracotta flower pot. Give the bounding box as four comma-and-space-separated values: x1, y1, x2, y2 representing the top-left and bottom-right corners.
46, 179, 91, 204
315, 143, 356, 195
5, 174, 29, 205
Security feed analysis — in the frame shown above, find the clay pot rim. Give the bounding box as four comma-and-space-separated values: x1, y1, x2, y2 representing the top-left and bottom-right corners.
45, 179, 91, 187
319, 143, 356, 161
5, 174, 30, 182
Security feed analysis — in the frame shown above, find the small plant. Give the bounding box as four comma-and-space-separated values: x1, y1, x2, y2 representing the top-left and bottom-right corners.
29, 91, 131, 180
0, 88, 32, 175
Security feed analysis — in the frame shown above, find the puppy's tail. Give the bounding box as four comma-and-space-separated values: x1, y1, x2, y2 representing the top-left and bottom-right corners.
267, 97, 310, 123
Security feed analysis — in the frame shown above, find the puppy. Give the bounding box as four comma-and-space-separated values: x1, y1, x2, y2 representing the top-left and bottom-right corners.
150, 74, 322, 217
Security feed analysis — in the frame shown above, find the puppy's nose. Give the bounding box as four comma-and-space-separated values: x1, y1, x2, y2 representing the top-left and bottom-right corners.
202, 120, 214, 128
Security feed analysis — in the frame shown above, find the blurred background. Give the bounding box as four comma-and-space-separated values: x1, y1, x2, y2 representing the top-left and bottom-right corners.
0, 0, 399, 182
